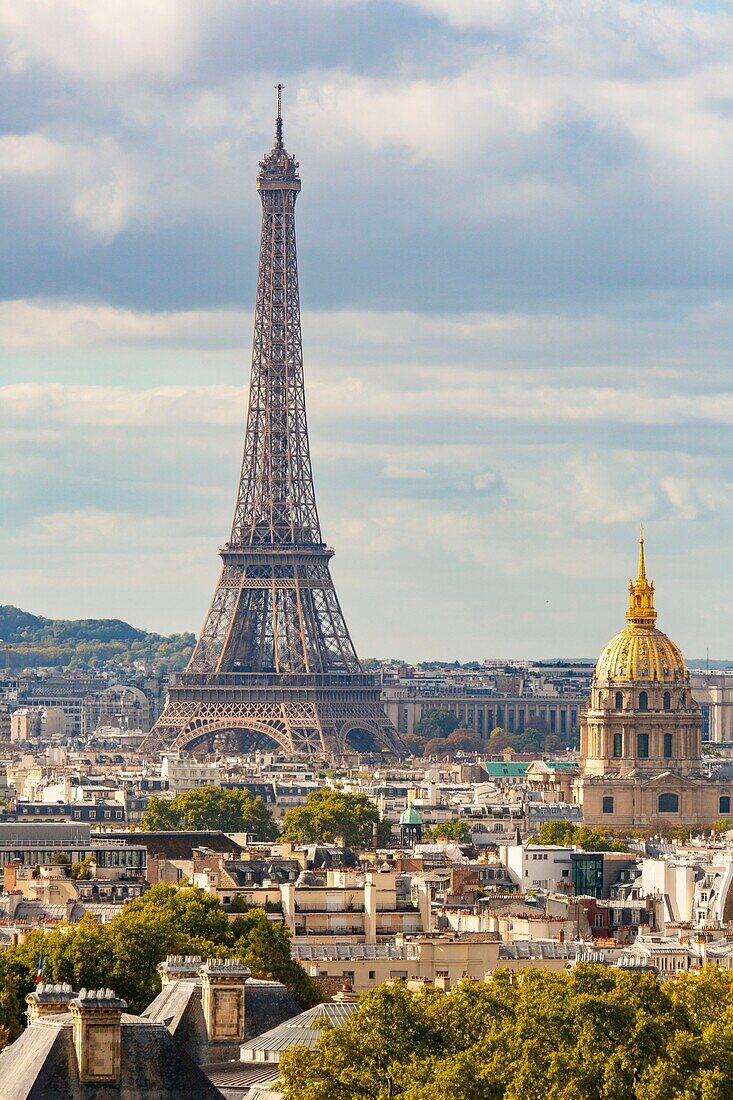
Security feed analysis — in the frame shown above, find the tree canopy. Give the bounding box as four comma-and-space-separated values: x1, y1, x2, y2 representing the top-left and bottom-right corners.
0, 885, 321, 1041
140, 787, 278, 839
530, 820, 629, 852
281, 788, 389, 847
414, 710, 461, 740
425, 820, 472, 843
280, 966, 733, 1099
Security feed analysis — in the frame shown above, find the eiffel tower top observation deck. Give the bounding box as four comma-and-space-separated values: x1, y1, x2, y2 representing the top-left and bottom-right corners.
141, 90, 401, 757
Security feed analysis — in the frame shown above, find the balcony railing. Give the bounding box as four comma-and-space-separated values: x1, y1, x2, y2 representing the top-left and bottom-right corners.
295, 905, 365, 914
294, 927, 364, 936
172, 672, 376, 689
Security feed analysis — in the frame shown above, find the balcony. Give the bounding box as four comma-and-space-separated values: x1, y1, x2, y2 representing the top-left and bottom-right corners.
294, 927, 364, 936
294, 905, 365, 914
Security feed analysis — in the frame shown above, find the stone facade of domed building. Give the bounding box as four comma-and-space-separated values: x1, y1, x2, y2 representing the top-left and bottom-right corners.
574, 536, 733, 828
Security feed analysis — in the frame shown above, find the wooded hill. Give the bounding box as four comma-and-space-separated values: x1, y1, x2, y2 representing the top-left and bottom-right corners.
0, 605, 195, 671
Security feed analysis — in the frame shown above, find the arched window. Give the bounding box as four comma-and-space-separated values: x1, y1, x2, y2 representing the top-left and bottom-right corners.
615, 691, 623, 710
638, 691, 648, 711
663, 691, 671, 711
658, 792, 679, 814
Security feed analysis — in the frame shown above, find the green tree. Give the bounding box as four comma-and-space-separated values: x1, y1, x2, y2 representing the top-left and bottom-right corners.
281, 789, 383, 847
530, 820, 628, 852
0, 884, 321, 1037
140, 787, 278, 839
425, 820, 472, 843
70, 856, 94, 880
232, 909, 323, 1007
279, 966, 695, 1100
414, 710, 461, 741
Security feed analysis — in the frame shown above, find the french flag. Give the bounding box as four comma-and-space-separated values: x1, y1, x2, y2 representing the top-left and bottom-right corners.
35, 954, 45, 985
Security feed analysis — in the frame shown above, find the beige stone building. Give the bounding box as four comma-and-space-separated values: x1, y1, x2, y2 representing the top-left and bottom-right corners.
574, 537, 733, 828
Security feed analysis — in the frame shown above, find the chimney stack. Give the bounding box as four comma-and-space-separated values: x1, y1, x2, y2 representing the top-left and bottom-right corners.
198, 958, 251, 1043
157, 954, 203, 986
26, 982, 75, 1021
70, 988, 126, 1084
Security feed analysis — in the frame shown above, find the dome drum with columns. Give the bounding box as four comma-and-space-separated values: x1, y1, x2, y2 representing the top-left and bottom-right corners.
574, 535, 733, 828
580, 536, 701, 780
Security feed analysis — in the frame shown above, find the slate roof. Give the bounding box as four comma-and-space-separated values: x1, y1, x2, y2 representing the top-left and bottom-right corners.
142, 974, 302, 1066
0, 1014, 225, 1099
103, 831, 247, 859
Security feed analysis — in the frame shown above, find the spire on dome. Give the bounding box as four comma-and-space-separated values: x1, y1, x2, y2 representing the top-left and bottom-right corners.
638, 525, 646, 580
627, 528, 656, 628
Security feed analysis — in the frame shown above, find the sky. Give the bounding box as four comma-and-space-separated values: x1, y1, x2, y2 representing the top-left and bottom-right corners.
1, 0, 733, 662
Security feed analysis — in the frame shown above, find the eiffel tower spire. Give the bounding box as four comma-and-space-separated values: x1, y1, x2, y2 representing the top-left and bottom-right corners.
141, 96, 401, 758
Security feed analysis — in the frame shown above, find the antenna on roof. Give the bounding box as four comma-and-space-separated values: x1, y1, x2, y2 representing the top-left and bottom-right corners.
275, 83, 284, 146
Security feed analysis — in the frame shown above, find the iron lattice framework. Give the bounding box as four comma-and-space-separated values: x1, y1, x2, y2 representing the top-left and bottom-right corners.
141, 94, 401, 758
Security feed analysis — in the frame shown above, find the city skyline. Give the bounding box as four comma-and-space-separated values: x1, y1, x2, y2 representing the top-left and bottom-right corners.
2, 2, 733, 660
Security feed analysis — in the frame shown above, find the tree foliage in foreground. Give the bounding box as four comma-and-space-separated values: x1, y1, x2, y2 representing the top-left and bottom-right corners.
140, 786, 278, 839
281, 788, 390, 846
280, 966, 733, 1100
0, 885, 321, 1041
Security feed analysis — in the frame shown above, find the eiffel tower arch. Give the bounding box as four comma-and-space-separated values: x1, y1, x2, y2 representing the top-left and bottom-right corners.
140, 90, 402, 759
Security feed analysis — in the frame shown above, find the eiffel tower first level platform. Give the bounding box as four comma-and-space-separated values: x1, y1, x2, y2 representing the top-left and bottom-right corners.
140, 91, 402, 759
143, 670, 397, 757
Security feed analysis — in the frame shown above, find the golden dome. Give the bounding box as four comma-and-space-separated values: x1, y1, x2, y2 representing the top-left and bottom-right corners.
595, 625, 687, 683
594, 533, 688, 684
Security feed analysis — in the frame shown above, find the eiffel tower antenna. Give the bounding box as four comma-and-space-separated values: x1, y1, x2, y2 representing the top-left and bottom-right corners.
275, 83, 284, 146
141, 100, 401, 759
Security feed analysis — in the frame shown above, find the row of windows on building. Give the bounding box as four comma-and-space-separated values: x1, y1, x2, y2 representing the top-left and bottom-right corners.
602, 794, 732, 815
17, 805, 124, 821
613, 691, 682, 711
611, 732, 675, 759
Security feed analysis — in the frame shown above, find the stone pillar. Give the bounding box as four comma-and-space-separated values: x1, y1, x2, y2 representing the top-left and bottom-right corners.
198, 958, 251, 1044
70, 988, 126, 1084
280, 882, 296, 932
364, 876, 377, 941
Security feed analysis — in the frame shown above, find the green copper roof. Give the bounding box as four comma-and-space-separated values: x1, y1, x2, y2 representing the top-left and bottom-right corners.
485, 762, 530, 777
400, 804, 423, 825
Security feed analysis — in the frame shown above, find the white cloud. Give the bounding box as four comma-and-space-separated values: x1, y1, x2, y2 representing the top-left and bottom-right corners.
0, 135, 143, 241
0, 0, 197, 83
0, 383, 244, 431
381, 464, 431, 480
0, 300, 245, 351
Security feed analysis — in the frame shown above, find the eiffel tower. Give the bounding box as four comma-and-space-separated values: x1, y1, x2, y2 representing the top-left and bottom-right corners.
141, 90, 401, 758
